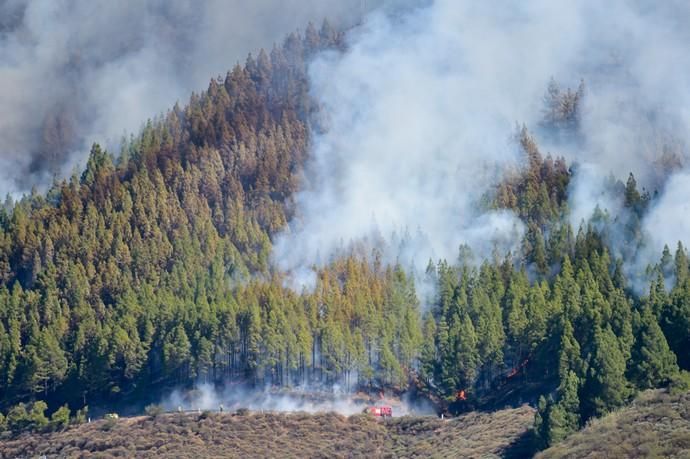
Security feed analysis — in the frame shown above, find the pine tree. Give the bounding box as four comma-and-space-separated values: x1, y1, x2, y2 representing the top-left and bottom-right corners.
163, 324, 192, 381
556, 370, 581, 435
581, 326, 631, 420
664, 281, 690, 370
629, 305, 678, 389
674, 242, 689, 285
436, 318, 456, 397
453, 313, 479, 392
534, 370, 580, 450
419, 313, 437, 384
557, 317, 584, 382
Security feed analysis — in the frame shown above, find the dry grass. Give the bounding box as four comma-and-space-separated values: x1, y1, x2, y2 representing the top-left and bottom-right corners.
538, 389, 690, 459
0, 405, 535, 458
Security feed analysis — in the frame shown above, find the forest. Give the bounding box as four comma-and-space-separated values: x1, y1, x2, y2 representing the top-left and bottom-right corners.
0, 19, 688, 451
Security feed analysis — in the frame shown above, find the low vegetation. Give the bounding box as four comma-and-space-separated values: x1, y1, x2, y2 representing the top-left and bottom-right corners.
538, 389, 690, 458
0, 405, 534, 458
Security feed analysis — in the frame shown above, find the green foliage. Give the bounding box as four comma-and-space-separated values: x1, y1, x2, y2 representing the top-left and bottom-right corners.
629, 305, 679, 389
49, 404, 71, 431
538, 390, 690, 459
535, 371, 581, 448
669, 371, 690, 395
581, 327, 632, 420
73, 406, 89, 425
5, 401, 49, 432
0, 26, 685, 459
28, 401, 49, 429
5, 403, 29, 432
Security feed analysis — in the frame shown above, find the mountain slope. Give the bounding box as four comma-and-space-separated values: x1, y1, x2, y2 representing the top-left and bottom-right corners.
0, 18, 688, 459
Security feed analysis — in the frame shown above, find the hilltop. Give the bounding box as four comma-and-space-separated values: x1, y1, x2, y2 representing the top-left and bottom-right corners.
0, 406, 535, 459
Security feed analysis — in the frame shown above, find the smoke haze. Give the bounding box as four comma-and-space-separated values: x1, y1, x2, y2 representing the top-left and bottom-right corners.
162, 383, 435, 417
0, 0, 383, 196
4, 0, 690, 290
273, 0, 690, 290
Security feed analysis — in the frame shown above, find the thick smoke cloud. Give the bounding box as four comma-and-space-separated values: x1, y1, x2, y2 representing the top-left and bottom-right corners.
641, 172, 690, 259
4, 0, 690, 290
0, 0, 378, 196
273, 0, 690, 290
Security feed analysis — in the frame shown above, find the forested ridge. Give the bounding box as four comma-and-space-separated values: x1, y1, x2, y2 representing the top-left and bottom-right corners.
0, 20, 688, 453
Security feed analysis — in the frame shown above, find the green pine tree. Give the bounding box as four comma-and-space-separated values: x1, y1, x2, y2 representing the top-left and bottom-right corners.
629, 305, 678, 389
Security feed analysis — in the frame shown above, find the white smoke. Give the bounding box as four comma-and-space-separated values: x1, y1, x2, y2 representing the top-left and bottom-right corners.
0, 0, 387, 196
560, 0, 690, 284
274, 2, 561, 287
643, 172, 690, 256
271, 0, 690, 290
162, 383, 434, 417
5, 0, 690, 287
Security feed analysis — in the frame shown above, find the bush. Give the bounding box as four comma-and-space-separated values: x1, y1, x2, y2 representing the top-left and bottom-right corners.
145, 404, 165, 418
28, 401, 49, 430
4, 401, 49, 432
669, 371, 690, 394
236, 408, 249, 416
6, 403, 30, 432
50, 405, 71, 431
73, 406, 89, 425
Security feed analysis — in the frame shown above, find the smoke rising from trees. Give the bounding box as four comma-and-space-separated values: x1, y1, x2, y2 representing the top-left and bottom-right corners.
273, 0, 690, 290
162, 383, 435, 417
3, 0, 690, 289
0, 0, 377, 196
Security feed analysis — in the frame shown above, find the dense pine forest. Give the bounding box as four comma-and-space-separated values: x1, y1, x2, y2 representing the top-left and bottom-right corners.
0, 18, 688, 453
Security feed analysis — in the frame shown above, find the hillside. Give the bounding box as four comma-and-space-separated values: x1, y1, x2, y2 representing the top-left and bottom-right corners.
0, 406, 535, 459
0, 5, 689, 459
538, 390, 690, 459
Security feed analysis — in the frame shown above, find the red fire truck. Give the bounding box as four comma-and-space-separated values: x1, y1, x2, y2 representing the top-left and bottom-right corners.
366, 406, 393, 417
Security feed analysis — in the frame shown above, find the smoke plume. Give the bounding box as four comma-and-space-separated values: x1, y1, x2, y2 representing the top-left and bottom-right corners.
4, 0, 690, 289
0, 0, 381, 196
273, 0, 690, 290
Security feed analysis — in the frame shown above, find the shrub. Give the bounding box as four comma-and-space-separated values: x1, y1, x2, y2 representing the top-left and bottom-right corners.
6, 403, 30, 432
4, 401, 49, 432
145, 404, 165, 418
28, 401, 49, 430
73, 406, 89, 425
669, 371, 690, 394
50, 404, 71, 431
